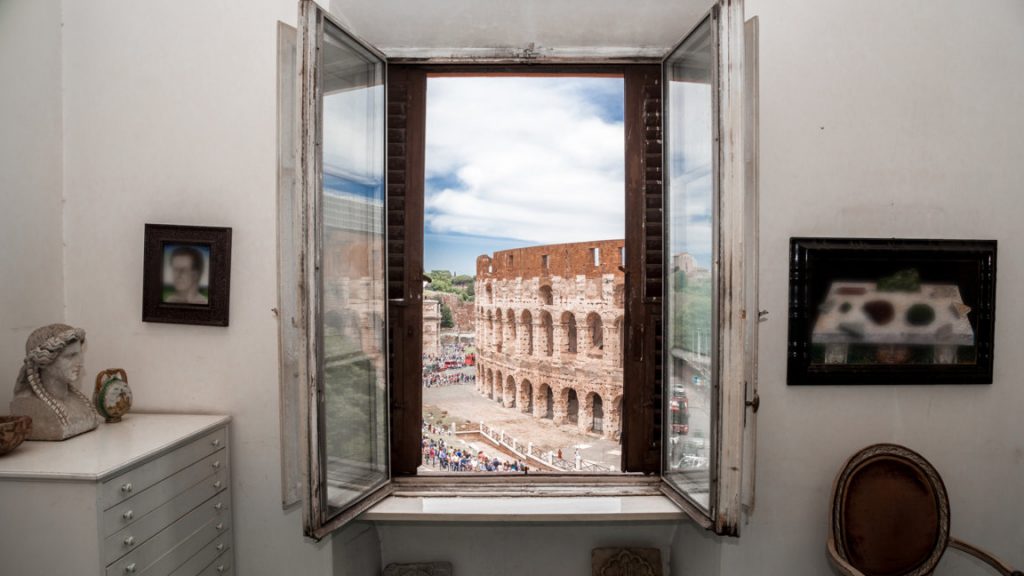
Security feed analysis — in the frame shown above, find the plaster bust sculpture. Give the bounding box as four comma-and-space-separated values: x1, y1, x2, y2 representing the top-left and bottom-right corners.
10, 324, 101, 441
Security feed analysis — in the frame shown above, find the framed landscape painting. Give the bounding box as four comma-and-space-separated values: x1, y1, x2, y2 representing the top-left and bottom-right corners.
788, 238, 996, 385
143, 224, 232, 326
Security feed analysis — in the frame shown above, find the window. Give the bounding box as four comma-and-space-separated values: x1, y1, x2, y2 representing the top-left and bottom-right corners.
292, 0, 756, 540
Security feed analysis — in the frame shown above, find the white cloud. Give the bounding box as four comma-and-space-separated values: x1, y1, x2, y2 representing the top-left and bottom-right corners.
425, 77, 625, 245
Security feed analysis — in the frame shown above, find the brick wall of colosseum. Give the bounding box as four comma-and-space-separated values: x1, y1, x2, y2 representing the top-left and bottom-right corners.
473, 240, 625, 440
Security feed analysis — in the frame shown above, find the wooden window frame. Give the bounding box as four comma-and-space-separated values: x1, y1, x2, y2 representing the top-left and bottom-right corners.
385, 62, 666, 477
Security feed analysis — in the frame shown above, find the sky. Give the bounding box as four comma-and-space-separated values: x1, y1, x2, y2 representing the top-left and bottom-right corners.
424, 76, 626, 275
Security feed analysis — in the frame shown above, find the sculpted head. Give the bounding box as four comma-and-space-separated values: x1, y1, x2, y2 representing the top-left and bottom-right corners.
15, 324, 97, 428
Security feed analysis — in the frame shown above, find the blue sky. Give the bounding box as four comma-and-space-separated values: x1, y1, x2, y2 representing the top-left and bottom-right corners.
423, 76, 626, 275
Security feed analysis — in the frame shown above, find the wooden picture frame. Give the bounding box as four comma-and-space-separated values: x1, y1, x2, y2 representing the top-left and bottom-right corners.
788, 238, 996, 385
143, 224, 232, 326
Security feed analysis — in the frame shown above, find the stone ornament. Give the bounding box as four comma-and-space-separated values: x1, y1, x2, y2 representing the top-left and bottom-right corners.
94, 368, 133, 423
592, 547, 663, 576
382, 562, 453, 576
10, 324, 101, 441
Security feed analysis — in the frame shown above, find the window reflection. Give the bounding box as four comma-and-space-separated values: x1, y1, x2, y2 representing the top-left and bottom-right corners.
665, 17, 714, 511
319, 21, 387, 516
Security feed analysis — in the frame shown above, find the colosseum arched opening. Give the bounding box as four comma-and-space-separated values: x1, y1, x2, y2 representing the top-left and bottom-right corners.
494, 370, 503, 403
520, 310, 534, 356
519, 379, 533, 414
561, 311, 578, 355
540, 311, 554, 356
539, 284, 553, 306
565, 388, 579, 425
486, 368, 494, 398
505, 309, 517, 354
504, 375, 516, 409
585, 312, 603, 357
585, 392, 604, 434
535, 383, 554, 419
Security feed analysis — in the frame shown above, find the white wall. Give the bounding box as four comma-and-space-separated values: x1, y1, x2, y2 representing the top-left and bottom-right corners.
718, 0, 1024, 574
0, 0, 66, 409
58, 0, 340, 574
378, 522, 680, 575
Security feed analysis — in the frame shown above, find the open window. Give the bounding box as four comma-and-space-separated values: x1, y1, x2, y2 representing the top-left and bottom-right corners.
296, 1, 391, 538
293, 0, 755, 539
660, 1, 755, 535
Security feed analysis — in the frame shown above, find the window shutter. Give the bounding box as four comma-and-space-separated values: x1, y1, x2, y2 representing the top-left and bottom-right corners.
386, 65, 426, 476
622, 65, 664, 474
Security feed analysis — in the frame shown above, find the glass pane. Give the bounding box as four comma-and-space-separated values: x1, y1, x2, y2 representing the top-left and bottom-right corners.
318, 20, 387, 518
664, 16, 715, 512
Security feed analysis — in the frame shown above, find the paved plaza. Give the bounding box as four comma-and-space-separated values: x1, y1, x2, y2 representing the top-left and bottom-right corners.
424, 379, 622, 471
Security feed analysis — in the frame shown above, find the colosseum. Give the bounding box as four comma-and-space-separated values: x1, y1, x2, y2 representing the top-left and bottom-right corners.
474, 239, 625, 440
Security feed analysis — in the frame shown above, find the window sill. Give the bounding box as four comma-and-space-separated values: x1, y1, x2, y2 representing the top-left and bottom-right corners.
360, 476, 687, 522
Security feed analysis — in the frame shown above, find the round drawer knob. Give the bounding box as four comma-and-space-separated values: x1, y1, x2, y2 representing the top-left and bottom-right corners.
125, 563, 137, 573
216, 522, 225, 531
121, 482, 133, 493
217, 566, 226, 573
216, 543, 225, 552
213, 480, 223, 489
212, 439, 222, 447
124, 536, 135, 547
214, 502, 224, 511
122, 510, 134, 521
212, 460, 221, 469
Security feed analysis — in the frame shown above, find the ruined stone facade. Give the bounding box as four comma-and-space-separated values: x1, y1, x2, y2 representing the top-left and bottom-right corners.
474, 240, 625, 440
423, 299, 441, 355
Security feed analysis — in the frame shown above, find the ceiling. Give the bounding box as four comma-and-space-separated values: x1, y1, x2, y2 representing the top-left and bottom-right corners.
327, 0, 714, 59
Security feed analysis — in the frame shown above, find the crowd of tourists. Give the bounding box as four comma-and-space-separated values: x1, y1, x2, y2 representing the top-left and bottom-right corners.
422, 343, 475, 388
421, 424, 530, 474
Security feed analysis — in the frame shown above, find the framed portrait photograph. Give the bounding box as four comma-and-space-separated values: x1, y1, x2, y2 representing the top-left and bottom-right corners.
788, 238, 997, 385
143, 224, 232, 326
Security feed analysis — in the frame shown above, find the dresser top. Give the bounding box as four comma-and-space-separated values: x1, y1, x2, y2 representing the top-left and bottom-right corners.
0, 413, 230, 481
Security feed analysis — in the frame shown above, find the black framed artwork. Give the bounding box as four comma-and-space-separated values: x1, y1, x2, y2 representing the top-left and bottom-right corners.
788, 238, 996, 385
143, 224, 232, 326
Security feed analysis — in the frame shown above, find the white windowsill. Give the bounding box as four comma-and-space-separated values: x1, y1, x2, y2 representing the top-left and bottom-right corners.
362, 494, 686, 522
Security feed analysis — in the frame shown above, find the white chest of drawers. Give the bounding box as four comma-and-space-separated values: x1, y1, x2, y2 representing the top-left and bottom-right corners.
0, 413, 234, 576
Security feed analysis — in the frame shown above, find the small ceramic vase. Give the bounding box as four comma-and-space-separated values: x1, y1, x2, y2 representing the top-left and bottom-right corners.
94, 369, 133, 423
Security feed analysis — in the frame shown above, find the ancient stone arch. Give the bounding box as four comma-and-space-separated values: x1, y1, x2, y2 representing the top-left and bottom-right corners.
519, 379, 533, 414
494, 370, 503, 403
584, 392, 605, 434
486, 368, 494, 399
540, 311, 554, 356
505, 309, 517, 354
539, 284, 553, 306
520, 309, 534, 355
561, 311, 578, 354
504, 375, 516, 409
494, 311, 503, 353
535, 383, 554, 419
586, 312, 604, 357
565, 387, 579, 425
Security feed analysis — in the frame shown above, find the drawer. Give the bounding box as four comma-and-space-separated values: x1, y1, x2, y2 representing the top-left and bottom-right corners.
168, 532, 232, 576
197, 553, 232, 576
103, 427, 227, 509
106, 491, 232, 576
105, 474, 229, 564
104, 451, 227, 537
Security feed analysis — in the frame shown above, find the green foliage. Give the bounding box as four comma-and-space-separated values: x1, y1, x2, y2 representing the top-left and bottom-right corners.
427, 269, 475, 302
440, 302, 455, 328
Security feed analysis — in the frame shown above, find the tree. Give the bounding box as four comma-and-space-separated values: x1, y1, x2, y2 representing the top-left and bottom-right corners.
440, 302, 454, 329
